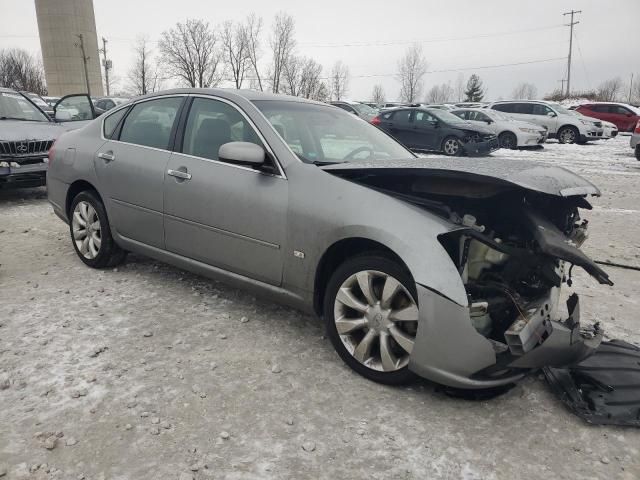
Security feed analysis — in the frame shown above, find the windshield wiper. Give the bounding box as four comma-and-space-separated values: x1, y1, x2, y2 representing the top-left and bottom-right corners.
0, 116, 30, 121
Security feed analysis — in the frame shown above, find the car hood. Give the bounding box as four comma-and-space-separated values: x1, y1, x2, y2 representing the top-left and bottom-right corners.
452, 121, 494, 135
0, 119, 77, 141
320, 156, 600, 198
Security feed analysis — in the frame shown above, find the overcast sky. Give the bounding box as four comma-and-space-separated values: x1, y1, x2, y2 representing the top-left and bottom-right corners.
1, 0, 637, 100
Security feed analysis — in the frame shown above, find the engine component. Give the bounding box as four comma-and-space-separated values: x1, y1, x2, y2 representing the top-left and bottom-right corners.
504, 301, 553, 355
469, 301, 492, 336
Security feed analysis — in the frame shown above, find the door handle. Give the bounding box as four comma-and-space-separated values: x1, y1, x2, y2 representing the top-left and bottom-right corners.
97, 151, 115, 162
167, 169, 192, 180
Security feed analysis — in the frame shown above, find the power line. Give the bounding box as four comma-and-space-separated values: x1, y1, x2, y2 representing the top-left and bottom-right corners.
298, 24, 566, 48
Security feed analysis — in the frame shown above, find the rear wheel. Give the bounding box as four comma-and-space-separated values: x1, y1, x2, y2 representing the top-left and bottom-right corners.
441, 136, 461, 156
69, 190, 126, 268
635, 145, 640, 161
498, 131, 517, 149
557, 125, 579, 144
324, 254, 419, 385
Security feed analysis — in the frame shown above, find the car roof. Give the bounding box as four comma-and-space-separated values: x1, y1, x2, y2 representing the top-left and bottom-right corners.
135, 88, 327, 106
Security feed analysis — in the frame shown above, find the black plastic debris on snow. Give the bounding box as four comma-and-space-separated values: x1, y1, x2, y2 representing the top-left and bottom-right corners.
544, 340, 640, 427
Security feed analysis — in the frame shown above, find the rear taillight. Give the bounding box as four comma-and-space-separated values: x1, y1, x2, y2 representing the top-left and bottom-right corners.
47, 140, 56, 164
371, 116, 381, 126
635, 120, 640, 134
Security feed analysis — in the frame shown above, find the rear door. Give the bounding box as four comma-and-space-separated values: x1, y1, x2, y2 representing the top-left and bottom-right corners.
94, 96, 185, 249
163, 96, 288, 285
383, 109, 414, 147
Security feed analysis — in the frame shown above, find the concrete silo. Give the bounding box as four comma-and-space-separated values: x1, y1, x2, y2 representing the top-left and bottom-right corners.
34, 0, 104, 97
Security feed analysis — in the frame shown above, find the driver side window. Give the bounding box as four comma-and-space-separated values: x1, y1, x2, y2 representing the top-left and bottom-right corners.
182, 98, 264, 162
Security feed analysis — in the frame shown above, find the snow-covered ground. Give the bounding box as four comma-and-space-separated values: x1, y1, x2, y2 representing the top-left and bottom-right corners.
0, 135, 639, 479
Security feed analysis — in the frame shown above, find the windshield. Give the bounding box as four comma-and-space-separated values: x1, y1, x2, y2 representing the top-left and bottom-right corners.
548, 103, 572, 115
429, 109, 467, 124
253, 100, 412, 163
0, 91, 49, 122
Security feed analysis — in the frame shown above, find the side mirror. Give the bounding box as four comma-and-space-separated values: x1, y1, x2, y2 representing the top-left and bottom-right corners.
54, 109, 72, 121
485, 119, 493, 124
428, 119, 439, 127
218, 142, 265, 166
546, 111, 557, 117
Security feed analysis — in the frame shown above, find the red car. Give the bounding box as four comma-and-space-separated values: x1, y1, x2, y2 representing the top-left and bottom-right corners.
575, 103, 640, 132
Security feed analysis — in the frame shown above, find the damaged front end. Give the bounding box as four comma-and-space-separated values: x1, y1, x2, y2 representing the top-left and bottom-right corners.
323, 159, 613, 388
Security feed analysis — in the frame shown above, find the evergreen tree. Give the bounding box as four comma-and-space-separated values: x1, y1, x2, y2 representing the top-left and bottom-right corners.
464, 74, 485, 102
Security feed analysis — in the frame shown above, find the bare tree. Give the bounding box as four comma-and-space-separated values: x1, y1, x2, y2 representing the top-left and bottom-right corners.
425, 83, 454, 103
371, 84, 385, 105
397, 43, 427, 103
632, 75, 640, 104
511, 82, 538, 100
282, 55, 325, 100
158, 19, 224, 88
245, 14, 264, 91
222, 20, 250, 89
0, 48, 47, 95
596, 77, 623, 101
454, 73, 465, 102
128, 36, 160, 95
330, 61, 349, 101
269, 12, 296, 93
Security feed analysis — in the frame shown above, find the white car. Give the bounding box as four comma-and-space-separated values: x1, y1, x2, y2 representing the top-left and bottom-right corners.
452, 108, 547, 149
487, 100, 604, 144
567, 109, 618, 140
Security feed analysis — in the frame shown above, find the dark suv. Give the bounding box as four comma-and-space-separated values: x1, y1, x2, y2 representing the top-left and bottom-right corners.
372, 107, 499, 156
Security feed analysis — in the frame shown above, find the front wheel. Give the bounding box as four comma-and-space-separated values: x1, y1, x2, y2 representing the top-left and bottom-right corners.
324, 254, 419, 385
441, 136, 462, 156
557, 126, 579, 144
635, 145, 640, 161
69, 190, 126, 268
498, 131, 518, 149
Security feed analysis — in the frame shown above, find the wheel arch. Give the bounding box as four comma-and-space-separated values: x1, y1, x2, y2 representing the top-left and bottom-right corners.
313, 237, 410, 318
65, 179, 102, 217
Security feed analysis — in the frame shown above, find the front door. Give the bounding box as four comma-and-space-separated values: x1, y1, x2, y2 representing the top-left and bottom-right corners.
163, 96, 288, 286
94, 96, 184, 249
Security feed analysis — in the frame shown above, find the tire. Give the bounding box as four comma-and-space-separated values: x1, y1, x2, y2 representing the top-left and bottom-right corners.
69, 190, 126, 268
323, 253, 419, 385
635, 145, 640, 161
441, 136, 462, 156
557, 125, 579, 144
498, 131, 518, 149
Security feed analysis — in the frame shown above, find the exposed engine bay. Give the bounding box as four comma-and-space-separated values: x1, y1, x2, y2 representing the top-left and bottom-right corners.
324, 164, 613, 365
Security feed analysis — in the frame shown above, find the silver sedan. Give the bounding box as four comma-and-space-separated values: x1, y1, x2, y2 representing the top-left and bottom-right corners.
47, 89, 611, 389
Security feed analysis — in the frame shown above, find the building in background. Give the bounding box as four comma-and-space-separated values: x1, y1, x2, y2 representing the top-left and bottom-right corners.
34, 0, 103, 97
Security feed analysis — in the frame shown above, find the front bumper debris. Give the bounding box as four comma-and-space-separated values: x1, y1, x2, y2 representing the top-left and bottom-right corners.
463, 137, 500, 156
544, 340, 640, 427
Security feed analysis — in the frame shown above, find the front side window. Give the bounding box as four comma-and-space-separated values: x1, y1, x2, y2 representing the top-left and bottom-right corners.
532, 104, 553, 116
415, 111, 438, 123
614, 106, 631, 115
119, 97, 182, 150
182, 97, 262, 161
253, 100, 412, 164
0, 91, 49, 122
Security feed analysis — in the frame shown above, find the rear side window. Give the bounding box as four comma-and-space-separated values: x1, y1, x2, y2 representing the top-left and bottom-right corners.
391, 110, 412, 123
591, 105, 609, 113
492, 103, 514, 113
103, 107, 128, 138
119, 97, 183, 150
182, 97, 263, 161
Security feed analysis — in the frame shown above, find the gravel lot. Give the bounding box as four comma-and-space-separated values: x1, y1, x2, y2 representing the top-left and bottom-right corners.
1, 135, 639, 479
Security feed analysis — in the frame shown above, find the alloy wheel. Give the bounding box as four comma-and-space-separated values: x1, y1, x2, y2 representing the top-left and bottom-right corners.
559, 128, 576, 144
333, 270, 419, 372
72, 201, 102, 259
443, 138, 460, 155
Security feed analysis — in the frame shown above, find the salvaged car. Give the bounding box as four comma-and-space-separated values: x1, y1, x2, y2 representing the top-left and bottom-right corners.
47, 88, 611, 389
0, 89, 103, 188
371, 107, 500, 156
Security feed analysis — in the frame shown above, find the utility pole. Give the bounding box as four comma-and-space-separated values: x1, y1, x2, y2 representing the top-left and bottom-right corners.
558, 78, 566, 94
563, 9, 581, 97
75, 33, 91, 97
99, 37, 112, 96
629, 73, 634, 104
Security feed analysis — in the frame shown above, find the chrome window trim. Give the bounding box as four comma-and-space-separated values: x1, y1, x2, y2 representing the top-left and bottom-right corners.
186, 94, 287, 179
170, 150, 286, 180
99, 94, 189, 142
